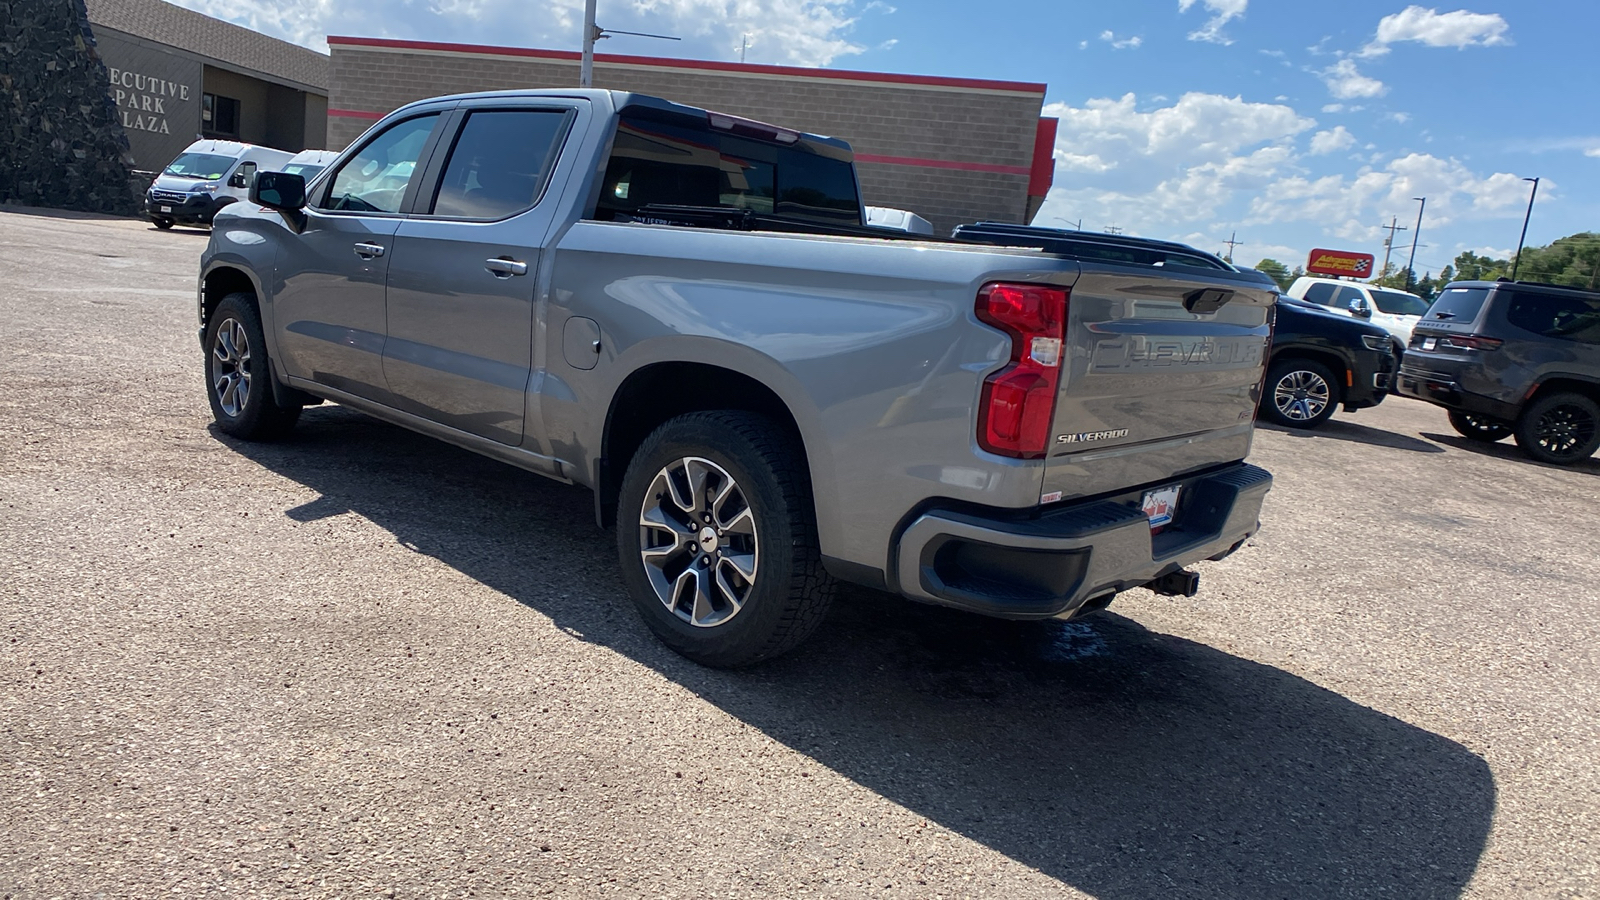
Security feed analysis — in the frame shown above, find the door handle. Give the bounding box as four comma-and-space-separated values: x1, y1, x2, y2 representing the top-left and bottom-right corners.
353, 242, 385, 259
485, 258, 528, 277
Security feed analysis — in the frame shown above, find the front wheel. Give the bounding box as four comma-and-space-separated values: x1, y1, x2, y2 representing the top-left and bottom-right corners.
204, 293, 301, 440
151, 218, 174, 230
1448, 411, 1512, 443
1514, 393, 1600, 465
1261, 358, 1339, 428
616, 411, 835, 667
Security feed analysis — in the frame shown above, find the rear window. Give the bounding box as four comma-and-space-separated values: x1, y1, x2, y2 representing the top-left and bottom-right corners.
594, 110, 861, 226
1504, 289, 1600, 344
1302, 283, 1337, 305
1370, 290, 1430, 317
1424, 287, 1490, 325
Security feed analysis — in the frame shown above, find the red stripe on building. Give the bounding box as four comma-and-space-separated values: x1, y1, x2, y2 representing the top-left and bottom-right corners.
854, 154, 1030, 176
328, 107, 384, 120
326, 36, 1048, 95
1028, 118, 1058, 198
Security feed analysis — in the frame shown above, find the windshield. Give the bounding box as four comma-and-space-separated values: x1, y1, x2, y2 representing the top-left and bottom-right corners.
1370, 290, 1430, 317
163, 153, 234, 180
281, 163, 326, 179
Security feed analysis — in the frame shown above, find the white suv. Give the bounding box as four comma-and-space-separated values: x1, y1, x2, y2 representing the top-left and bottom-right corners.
1286, 276, 1431, 352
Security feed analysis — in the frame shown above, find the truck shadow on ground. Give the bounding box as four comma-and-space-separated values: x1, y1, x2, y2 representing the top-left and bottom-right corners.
1259, 418, 1445, 453
223, 405, 1496, 900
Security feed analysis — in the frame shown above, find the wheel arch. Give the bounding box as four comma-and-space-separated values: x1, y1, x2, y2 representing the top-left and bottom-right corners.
595, 360, 822, 533
1526, 375, 1600, 407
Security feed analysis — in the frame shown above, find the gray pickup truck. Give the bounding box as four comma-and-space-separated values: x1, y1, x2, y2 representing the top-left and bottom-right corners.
198, 88, 1275, 666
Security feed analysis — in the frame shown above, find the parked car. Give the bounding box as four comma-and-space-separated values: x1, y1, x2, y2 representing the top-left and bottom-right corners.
1396, 280, 1600, 465
949, 224, 1393, 430
146, 140, 294, 229
865, 206, 934, 235
278, 149, 341, 183
1285, 275, 1429, 355
1263, 296, 1397, 428
199, 89, 1276, 667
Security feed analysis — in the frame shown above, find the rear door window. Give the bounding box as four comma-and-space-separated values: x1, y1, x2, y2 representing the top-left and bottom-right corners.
429, 109, 573, 219
1504, 289, 1600, 344
1425, 287, 1490, 326
1301, 283, 1337, 305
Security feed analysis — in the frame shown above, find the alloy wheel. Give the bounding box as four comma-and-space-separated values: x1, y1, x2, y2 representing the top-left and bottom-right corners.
637, 457, 759, 628
1273, 369, 1331, 422
211, 317, 252, 417
1533, 403, 1597, 459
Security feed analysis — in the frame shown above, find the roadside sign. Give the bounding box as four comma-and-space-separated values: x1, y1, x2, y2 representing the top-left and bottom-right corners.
1307, 248, 1375, 278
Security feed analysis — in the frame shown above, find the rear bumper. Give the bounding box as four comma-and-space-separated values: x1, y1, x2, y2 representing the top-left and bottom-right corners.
1395, 358, 1521, 421
893, 462, 1271, 619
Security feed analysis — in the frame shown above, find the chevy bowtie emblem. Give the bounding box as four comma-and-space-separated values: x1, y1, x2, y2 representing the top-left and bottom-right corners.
1057, 429, 1130, 444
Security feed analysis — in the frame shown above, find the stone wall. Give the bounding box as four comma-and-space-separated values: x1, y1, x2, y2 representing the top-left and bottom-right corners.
1, 0, 139, 214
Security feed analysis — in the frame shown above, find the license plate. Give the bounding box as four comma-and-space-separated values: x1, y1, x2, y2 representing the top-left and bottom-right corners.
159, 205, 172, 213
1141, 484, 1181, 530
1421, 337, 1437, 350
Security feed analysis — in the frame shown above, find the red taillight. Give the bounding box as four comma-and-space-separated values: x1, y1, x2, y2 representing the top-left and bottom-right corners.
1439, 335, 1503, 351
976, 282, 1068, 458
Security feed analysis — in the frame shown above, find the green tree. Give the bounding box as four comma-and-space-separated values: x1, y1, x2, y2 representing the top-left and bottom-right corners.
1452, 251, 1509, 282
1254, 258, 1293, 291
1506, 232, 1600, 288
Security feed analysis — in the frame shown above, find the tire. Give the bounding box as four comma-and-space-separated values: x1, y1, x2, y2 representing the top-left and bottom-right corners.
1262, 358, 1339, 429
1514, 392, 1600, 465
616, 410, 836, 667
1448, 410, 1513, 443
204, 293, 301, 440
152, 218, 174, 230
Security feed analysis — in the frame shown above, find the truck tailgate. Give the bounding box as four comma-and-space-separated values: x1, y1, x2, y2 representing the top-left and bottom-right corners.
1042, 265, 1275, 500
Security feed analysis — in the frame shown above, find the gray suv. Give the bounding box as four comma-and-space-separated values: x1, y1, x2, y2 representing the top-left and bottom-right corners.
1396, 280, 1600, 465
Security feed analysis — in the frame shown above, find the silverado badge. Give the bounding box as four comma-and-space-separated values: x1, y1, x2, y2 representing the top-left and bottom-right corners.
1057, 429, 1130, 445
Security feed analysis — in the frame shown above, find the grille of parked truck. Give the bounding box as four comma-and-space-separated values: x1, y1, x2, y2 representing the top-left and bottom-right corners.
196, 90, 1276, 666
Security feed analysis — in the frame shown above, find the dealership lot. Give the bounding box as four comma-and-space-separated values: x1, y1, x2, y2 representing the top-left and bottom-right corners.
2, 208, 1597, 898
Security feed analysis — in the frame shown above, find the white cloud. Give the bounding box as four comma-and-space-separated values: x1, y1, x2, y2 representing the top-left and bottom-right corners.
1179, 0, 1248, 44
1587, 148, 1600, 158
1320, 59, 1388, 99
1360, 5, 1511, 57
166, 0, 868, 66
1322, 103, 1344, 113
1386, 111, 1413, 124
1247, 153, 1536, 232
1079, 40, 1089, 50
1099, 30, 1143, 50
1310, 126, 1357, 155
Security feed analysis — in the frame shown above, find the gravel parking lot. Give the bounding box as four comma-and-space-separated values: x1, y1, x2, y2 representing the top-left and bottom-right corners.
2, 207, 1597, 899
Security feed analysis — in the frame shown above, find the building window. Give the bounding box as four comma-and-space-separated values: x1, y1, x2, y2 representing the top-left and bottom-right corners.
203, 93, 240, 138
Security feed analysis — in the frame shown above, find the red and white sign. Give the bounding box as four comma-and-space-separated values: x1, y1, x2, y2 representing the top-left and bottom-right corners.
1307, 248, 1375, 278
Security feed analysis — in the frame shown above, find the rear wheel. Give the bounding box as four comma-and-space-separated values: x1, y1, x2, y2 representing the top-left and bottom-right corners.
616, 411, 835, 667
1262, 358, 1339, 429
204, 293, 301, 440
1514, 392, 1600, 465
1448, 411, 1513, 443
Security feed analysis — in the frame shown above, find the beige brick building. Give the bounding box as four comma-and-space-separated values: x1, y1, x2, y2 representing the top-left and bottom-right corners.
326, 37, 1055, 235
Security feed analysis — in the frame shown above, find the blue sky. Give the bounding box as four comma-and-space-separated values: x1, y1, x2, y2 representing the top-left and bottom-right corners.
174, 0, 1597, 278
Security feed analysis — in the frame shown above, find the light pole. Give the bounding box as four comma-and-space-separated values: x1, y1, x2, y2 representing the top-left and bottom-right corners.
580, 0, 598, 87
1404, 196, 1425, 291
1511, 177, 1539, 282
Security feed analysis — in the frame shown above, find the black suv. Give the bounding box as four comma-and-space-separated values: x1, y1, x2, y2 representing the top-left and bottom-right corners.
1397, 280, 1600, 465
1263, 296, 1396, 429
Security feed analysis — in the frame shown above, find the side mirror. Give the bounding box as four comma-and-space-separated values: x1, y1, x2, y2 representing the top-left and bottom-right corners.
228, 171, 248, 188
250, 171, 306, 211
1348, 298, 1372, 318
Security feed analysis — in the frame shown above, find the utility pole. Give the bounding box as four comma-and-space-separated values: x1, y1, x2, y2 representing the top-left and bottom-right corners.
740, 34, 749, 63
1511, 176, 1540, 282
1379, 216, 1408, 283
1405, 197, 1425, 292
1222, 231, 1241, 263
1104, 225, 1122, 235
